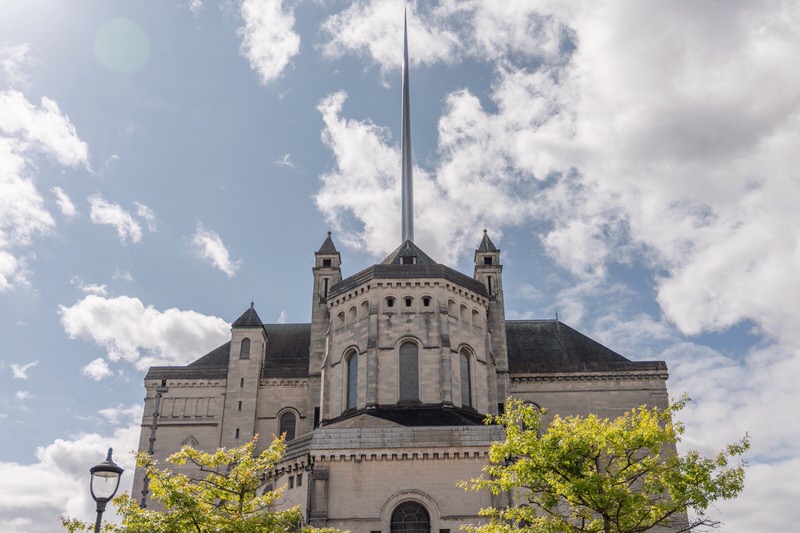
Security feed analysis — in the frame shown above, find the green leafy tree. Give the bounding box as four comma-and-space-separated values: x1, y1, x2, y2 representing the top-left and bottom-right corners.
461, 397, 748, 533
63, 435, 337, 533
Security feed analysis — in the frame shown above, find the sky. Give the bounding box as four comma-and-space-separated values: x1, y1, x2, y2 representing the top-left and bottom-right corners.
0, 0, 798, 531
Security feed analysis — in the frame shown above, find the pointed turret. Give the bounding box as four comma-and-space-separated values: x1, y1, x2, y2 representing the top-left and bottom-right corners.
477, 230, 498, 253
309, 231, 342, 427
401, 9, 414, 243
313, 232, 342, 295
221, 302, 267, 448
232, 302, 263, 328
317, 231, 339, 255
473, 230, 508, 410
474, 230, 502, 297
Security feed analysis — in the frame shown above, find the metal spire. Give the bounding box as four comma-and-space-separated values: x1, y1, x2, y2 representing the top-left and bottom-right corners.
401, 8, 414, 243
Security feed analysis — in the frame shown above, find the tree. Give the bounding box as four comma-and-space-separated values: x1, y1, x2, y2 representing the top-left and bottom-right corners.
63, 435, 337, 533
460, 397, 748, 533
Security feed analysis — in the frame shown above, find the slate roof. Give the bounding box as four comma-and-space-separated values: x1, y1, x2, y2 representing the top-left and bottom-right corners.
232, 303, 264, 328
188, 341, 231, 368
323, 405, 487, 428
477, 230, 498, 252
146, 319, 663, 381
381, 240, 437, 265
262, 323, 310, 378
317, 231, 339, 255
144, 324, 310, 381
505, 320, 666, 373
328, 241, 488, 298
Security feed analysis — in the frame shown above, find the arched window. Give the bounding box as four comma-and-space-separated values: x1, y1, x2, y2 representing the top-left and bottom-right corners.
240, 338, 250, 359
460, 349, 472, 408
391, 501, 430, 533
346, 350, 358, 410
399, 342, 419, 402
279, 411, 296, 441
347, 306, 357, 323
448, 299, 457, 316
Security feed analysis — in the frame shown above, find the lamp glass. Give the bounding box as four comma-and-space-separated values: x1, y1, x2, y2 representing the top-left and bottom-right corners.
91, 468, 121, 501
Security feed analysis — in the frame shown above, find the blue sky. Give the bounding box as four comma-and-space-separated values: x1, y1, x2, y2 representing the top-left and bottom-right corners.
1, 1, 798, 531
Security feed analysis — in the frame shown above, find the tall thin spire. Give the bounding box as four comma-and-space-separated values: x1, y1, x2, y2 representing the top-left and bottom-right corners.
401, 8, 414, 243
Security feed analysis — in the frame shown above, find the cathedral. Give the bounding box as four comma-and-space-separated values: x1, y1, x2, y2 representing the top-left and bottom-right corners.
131, 16, 671, 533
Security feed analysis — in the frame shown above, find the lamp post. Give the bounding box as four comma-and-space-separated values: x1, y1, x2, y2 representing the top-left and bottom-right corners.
89, 448, 124, 533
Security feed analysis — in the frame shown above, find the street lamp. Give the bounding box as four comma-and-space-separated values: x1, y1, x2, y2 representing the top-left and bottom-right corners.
89, 448, 124, 533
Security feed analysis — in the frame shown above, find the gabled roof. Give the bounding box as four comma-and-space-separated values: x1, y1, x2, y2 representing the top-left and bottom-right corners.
477, 230, 498, 252
232, 303, 263, 328
328, 241, 488, 298
381, 240, 437, 265
505, 320, 666, 373
316, 231, 339, 255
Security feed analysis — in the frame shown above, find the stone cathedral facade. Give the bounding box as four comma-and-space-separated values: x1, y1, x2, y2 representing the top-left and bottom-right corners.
132, 18, 671, 533
131, 232, 670, 532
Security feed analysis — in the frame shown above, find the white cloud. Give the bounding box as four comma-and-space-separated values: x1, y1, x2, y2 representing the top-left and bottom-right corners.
88, 194, 142, 243
0, 65, 88, 292
59, 294, 230, 370
70, 275, 108, 296
0, 138, 54, 250
0, 251, 28, 291
276, 310, 287, 324
14, 390, 30, 401
10, 361, 37, 380
0, 43, 39, 86
238, 0, 301, 85
98, 403, 142, 426
274, 152, 295, 168
112, 269, 134, 283
188, 0, 202, 16
320, 1, 571, 72
51, 186, 77, 218
134, 202, 157, 232
321, 0, 459, 72
0, 90, 89, 167
190, 223, 241, 277
0, 416, 139, 533
82, 357, 112, 381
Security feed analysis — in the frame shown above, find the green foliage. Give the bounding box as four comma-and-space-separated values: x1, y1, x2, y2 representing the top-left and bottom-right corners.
63, 435, 339, 533
461, 397, 748, 533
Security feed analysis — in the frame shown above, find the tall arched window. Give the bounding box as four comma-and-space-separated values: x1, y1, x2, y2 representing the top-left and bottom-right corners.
399, 342, 419, 402
279, 411, 296, 441
391, 501, 430, 533
240, 338, 250, 359
460, 349, 472, 408
346, 350, 358, 410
